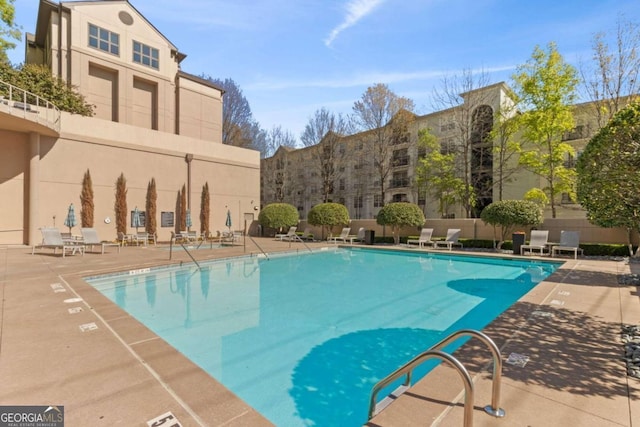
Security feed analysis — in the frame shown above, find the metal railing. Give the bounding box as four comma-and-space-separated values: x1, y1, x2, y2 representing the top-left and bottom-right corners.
0, 79, 61, 132
368, 329, 505, 425
169, 231, 201, 270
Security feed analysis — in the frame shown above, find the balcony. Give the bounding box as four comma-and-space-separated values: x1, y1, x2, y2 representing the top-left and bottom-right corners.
389, 178, 410, 188
0, 79, 60, 134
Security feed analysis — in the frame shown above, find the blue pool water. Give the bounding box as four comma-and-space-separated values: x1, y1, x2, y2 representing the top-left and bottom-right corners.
85, 248, 559, 426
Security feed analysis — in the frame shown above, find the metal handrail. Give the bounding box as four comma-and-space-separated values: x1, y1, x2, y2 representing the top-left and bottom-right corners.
368, 329, 505, 422
247, 235, 270, 260
288, 234, 313, 253
169, 232, 201, 270
0, 79, 61, 132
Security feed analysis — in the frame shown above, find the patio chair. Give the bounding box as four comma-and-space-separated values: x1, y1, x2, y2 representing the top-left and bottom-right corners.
298, 227, 315, 241
552, 231, 583, 259
520, 230, 549, 256
133, 232, 149, 246
434, 229, 463, 251
328, 227, 351, 244
80, 228, 120, 254
275, 226, 297, 241
407, 228, 435, 248
32, 227, 84, 258
117, 231, 129, 246
348, 227, 366, 244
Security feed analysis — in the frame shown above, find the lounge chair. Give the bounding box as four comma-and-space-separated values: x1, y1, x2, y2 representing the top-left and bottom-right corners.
434, 229, 463, 251
275, 226, 297, 241
32, 227, 84, 258
80, 228, 121, 254
133, 232, 150, 246
520, 230, 549, 256
552, 231, 583, 259
328, 227, 351, 244
348, 227, 366, 244
297, 227, 315, 241
407, 228, 434, 248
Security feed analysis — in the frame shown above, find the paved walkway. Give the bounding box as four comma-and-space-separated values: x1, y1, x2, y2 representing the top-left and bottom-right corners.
0, 239, 638, 426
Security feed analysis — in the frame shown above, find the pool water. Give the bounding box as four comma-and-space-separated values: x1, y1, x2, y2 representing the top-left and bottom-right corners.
85, 248, 559, 426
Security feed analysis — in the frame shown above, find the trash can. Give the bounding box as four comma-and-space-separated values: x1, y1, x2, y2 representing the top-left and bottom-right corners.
512, 232, 525, 255
364, 229, 375, 245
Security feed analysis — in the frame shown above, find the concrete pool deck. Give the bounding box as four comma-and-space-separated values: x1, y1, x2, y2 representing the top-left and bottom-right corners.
0, 239, 638, 426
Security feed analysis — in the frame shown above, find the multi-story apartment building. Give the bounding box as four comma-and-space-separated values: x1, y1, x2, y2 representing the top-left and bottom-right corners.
0, 0, 260, 245
261, 82, 596, 220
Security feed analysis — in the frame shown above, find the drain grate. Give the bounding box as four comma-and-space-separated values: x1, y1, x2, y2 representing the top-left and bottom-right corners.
506, 353, 530, 367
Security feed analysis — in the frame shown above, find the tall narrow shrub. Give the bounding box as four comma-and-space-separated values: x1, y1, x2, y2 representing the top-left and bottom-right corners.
114, 173, 128, 234
146, 178, 157, 236
180, 184, 187, 231
80, 169, 94, 227
200, 182, 210, 235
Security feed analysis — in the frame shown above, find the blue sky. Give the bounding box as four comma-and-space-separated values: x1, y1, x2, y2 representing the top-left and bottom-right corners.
7, 0, 640, 144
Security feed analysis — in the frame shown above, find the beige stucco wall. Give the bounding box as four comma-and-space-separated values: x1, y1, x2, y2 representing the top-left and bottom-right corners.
178, 77, 223, 143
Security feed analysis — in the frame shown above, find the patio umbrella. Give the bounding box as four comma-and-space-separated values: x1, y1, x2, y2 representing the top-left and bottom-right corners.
132, 206, 142, 233
185, 209, 192, 231
225, 209, 232, 232
64, 203, 77, 234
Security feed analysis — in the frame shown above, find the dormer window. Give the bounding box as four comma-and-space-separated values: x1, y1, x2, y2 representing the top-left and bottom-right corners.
133, 41, 159, 70
88, 23, 119, 55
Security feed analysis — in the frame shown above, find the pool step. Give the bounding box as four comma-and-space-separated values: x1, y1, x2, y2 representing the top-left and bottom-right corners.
372, 384, 410, 416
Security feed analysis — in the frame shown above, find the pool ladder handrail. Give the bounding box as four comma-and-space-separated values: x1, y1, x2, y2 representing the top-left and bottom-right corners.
368, 329, 506, 426
169, 231, 202, 270
247, 235, 270, 259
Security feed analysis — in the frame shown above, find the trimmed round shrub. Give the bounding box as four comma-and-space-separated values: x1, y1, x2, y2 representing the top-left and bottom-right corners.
376, 202, 425, 244
258, 203, 299, 232
480, 199, 543, 249
307, 203, 350, 239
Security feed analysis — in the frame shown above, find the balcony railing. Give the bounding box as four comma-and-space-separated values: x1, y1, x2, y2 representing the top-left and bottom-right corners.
389, 179, 410, 188
0, 79, 61, 132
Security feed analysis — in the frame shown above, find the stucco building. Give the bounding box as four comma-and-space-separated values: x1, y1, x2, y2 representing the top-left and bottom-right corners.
0, 0, 260, 245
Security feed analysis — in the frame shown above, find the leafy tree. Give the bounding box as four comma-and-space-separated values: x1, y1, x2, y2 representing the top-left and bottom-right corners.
352, 83, 415, 208
146, 178, 157, 237
114, 173, 127, 234
512, 42, 579, 218
414, 129, 466, 218
0, 0, 20, 63
577, 101, 640, 256
480, 200, 543, 249
489, 95, 523, 201
258, 203, 299, 232
307, 202, 350, 240
580, 16, 640, 130
80, 169, 94, 227
376, 202, 425, 244
200, 182, 210, 236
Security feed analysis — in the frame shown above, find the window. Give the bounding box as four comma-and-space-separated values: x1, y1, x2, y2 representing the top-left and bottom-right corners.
89, 24, 119, 55
354, 196, 363, 208
133, 41, 159, 69
374, 194, 383, 207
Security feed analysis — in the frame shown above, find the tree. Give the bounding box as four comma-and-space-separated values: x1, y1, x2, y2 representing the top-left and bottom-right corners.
301, 108, 351, 203
512, 42, 579, 218
414, 129, 466, 217
258, 203, 299, 232
376, 202, 425, 244
488, 95, 523, 201
580, 16, 640, 130
146, 178, 157, 237
431, 69, 494, 217
307, 202, 350, 240
0, 0, 20, 63
352, 83, 415, 208
114, 173, 127, 234
577, 101, 640, 256
80, 169, 94, 227
179, 184, 187, 231
200, 182, 210, 236
480, 200, 543, 250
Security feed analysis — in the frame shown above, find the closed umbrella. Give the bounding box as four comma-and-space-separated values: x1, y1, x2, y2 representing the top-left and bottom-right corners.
186, 209, 192, 231
64, 203, 77, 235
132, 206, 142, 233
225, 209, 232, 232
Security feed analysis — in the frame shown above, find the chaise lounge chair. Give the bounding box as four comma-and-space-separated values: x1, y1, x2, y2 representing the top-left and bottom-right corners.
275, 226, 298, 241
520, 230, 549, 256
407, 228, 435, 248
347, 227, 366, 244
434, 229, 463, 251
80, 227, 121, 254
552, 230, 583, 259
328, 227, 351, 244
32, 227, 85, 258
298, 227, 315, 241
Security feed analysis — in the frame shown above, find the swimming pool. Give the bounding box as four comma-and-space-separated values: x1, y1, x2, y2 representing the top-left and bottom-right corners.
85, 248, 560, 426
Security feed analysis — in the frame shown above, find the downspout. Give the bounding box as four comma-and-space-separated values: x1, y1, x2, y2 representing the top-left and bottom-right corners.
57, 2, 63, 79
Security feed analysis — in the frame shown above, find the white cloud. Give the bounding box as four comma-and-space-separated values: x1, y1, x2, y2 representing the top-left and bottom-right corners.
324, 0, 385, 47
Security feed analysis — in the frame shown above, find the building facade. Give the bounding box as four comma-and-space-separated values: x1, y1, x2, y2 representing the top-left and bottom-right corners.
0, 0, 260, 245
261, 82, 596, 220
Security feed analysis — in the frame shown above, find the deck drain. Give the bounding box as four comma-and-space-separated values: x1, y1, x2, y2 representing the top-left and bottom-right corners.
79, 322, 98, 332
50, 283, 66, 293
147, 411, 182, 427
64, 297, 82, 303
550, 299, 565, 306
506, 353, 530, 367
68, 307, 83, 314
531, 310, 554, 318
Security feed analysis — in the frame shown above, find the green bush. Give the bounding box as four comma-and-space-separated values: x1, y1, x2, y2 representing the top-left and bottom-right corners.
307, 203, 350, 239
480, 200, 542, 249
376, 202, 425, 244
258, 203, 299, 231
